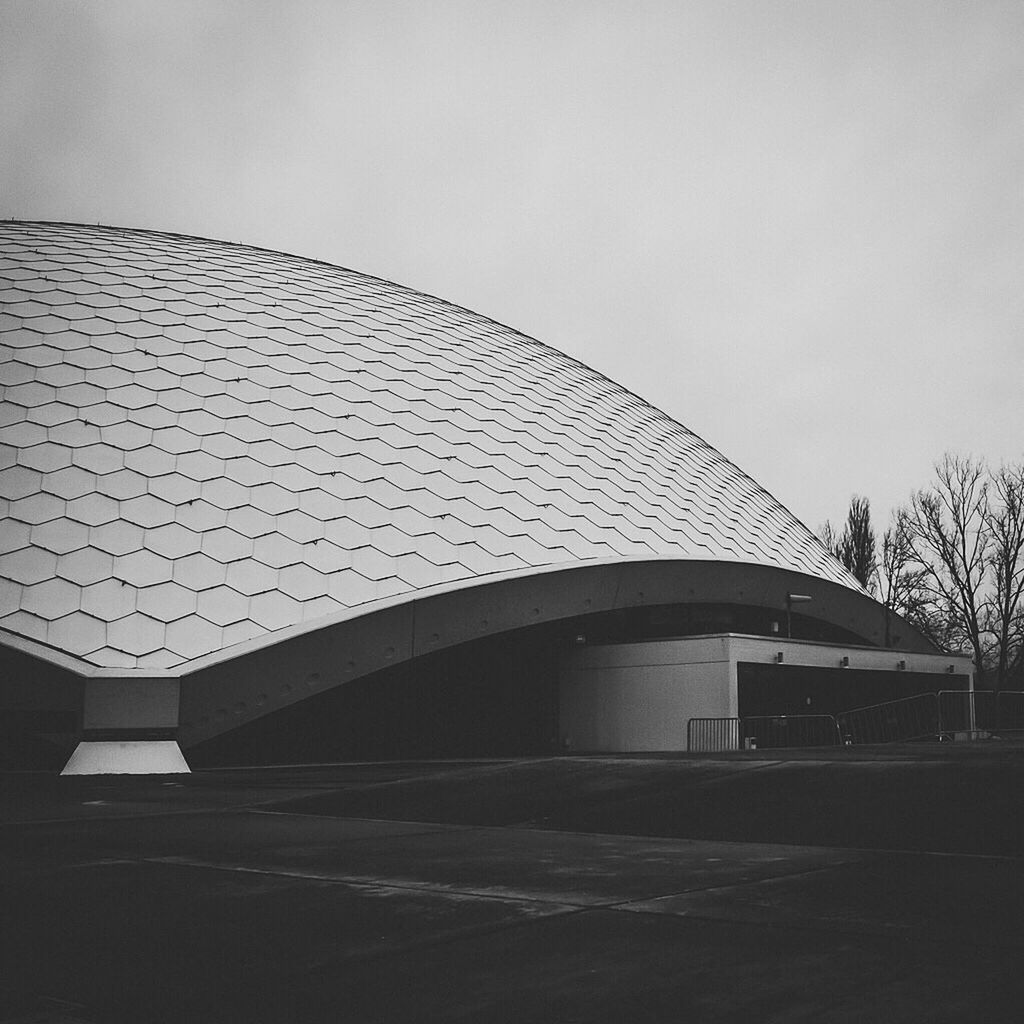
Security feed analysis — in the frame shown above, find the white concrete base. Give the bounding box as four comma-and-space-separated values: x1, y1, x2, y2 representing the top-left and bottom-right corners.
61, 740, 191, 776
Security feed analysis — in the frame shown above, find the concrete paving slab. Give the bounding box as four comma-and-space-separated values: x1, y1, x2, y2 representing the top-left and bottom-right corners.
270, 756, 780, 827
258, 750, 1024, 855
0, 761, 513, 824
623, 852, 1024, 945
1, 860, 575, 1023
4, 751, 1024, 1022
145, 821, 864, 907
0, 810, 461, 875
177, 907, 1024, 1024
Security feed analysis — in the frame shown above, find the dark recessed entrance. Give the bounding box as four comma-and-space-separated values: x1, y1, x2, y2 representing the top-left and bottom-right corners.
737, 663, 970, 719
187, 628, 564, 768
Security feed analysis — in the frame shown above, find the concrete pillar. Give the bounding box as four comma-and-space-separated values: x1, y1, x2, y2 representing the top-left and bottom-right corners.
62, 678, 190, 775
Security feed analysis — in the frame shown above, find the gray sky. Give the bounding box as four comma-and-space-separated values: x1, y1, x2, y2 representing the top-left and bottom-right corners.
2, 0, 1022, 536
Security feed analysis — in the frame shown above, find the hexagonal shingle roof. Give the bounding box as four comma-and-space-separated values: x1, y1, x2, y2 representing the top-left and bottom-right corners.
0, 221, 859, 671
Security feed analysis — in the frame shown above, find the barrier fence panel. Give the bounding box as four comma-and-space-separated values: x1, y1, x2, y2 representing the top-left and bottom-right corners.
687, 718, 740, 752
836, 693, 940, 745
937, 690, 1024, 733
740, 715, 841, 749
938, 690, 998, 733
688, 692, 1024, 753
997, 691, 1024, 732
974, 690, 998, 730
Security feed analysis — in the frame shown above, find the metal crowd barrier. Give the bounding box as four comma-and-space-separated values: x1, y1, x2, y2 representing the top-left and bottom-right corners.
687, 691, 1024, 752
996, 691, 1024, 732
686, 715, 839, 751
741, 715, 841, 749
937, 689, 1024, 735
938, 690, 995, 733
836, 693, 940, 745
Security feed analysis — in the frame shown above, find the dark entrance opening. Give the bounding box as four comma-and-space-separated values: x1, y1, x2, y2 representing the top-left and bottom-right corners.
737, 663, 970, 719
0, 645, 82, 770
187, 627, 564, 768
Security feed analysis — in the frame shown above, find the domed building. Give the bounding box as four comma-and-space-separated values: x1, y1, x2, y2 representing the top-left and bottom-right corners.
0, 222, 968, 772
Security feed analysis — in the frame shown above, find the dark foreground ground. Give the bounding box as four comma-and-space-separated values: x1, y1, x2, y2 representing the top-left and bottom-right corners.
3, 743, 1024, 1023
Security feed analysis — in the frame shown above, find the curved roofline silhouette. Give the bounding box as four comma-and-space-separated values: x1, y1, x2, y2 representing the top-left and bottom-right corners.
2, 220, 882, 690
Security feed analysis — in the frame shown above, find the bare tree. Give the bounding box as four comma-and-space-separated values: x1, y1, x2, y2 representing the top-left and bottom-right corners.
875, 509, 928, 647
904, 454, 991, 680
830, 459, 1024, 683
983, 464, 1024, 691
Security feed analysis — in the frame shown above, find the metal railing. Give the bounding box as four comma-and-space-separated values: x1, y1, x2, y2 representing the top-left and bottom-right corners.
938, 690, 1024, 735
687, 691, 1024, 752
687, 717, 740, 752
938, 690, 992, 733
741, 715, 841, 749
836, 693, 941, 745
686, 714, 839, 751
995, 691, 1024, 732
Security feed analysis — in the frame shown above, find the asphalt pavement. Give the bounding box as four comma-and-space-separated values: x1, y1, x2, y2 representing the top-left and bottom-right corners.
3, 746, 1023, 1022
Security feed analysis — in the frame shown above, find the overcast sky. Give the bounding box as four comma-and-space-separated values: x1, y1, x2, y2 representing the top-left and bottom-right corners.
2, 0, 1022, 536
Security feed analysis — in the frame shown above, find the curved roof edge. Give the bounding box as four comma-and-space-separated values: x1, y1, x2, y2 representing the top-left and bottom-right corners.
0, 554, 870, 678
172, 559, 936, 746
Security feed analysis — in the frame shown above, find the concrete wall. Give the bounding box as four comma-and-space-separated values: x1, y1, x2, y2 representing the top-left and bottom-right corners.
724, 635, 972, 676
558, 634, 975, 753
559, 637, 733, 751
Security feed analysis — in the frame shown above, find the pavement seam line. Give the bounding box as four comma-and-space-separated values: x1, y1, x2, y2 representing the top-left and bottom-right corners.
140, 855, 601, 908
133, 853, 863, 914
5, 804, 1023, 864
601, 859, 863, 910
246, 808, 477, 831
490, 822, 1024, 863
0, 805, 260, 827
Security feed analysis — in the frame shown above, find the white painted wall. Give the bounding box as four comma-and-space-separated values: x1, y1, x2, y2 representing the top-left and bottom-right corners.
558, 634, 975, 752
559, 637, 733, 751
